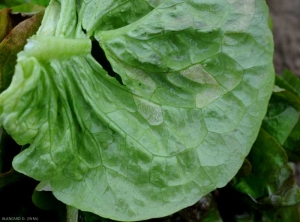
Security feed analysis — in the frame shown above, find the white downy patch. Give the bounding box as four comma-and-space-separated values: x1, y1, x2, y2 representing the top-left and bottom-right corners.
133, 96, 163, 126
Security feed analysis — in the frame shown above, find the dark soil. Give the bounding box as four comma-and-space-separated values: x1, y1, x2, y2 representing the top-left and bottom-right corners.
267, 0, 300, 77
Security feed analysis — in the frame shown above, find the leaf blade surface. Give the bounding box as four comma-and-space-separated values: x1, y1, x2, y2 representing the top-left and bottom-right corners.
0, 0, 275, 220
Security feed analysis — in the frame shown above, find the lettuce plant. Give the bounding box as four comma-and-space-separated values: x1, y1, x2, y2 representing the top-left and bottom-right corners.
0, 0, 279, 221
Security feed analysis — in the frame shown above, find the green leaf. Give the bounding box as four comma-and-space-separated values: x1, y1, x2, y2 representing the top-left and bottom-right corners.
0, 0, 24, 9
284, 119, 300, 162
32, 181, 67, 220
32, 189, 65, 211
11, 4, 45, 15
0, 0, 50, 9
0, 0, 274, 220
260, 205, 300, 222
275, 75, 300, 99
274, 75, 300, 111
81, 0, 161, 35
268, 15, 273, 31
235, 158, 252, 178
30, 0, 50, 7
273, 88, 300, 112
233, 205, 300, 222
271, 72, 300, 161
262, 95, 300, 145
0, 10, 44, 92
233, 129, 300, 207
282, 70, 300, 97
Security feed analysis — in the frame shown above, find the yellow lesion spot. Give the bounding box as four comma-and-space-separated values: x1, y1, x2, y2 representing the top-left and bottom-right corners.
133, 96, 163, 126
179, 64, 226, 108
180, 64, 217, 85
196, 86, 226, 108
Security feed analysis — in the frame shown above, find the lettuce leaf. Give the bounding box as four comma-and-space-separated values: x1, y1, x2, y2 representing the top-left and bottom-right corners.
233, 129, 300, 207
0, 0, 274, 220
262, 95, 299, 146
0, 0, 50, 9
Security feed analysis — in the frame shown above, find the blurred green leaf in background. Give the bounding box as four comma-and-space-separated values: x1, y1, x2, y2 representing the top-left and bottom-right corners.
0, 0, 50, 9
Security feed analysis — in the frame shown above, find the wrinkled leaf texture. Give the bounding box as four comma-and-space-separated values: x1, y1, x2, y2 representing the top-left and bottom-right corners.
0, 0, 274, 221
